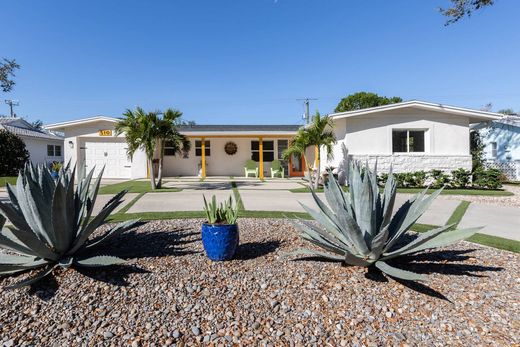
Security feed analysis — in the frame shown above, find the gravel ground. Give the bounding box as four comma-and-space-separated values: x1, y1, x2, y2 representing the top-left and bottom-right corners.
442, 184, 520, 208
0, 219, 518, 346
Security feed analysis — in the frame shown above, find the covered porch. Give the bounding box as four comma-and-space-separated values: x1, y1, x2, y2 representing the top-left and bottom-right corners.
160, 125, 316, 179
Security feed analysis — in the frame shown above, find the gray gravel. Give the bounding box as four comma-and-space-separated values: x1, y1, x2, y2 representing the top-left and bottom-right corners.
0, 218, 518, 346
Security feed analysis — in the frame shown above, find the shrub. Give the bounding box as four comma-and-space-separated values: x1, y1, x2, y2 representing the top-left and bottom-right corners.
473, 168, 502, 189
0, 163, 141, 289
290, 162, 479, 281
430, 169, 451, 188
451, 168, 471, 188
0, 129, 29, 176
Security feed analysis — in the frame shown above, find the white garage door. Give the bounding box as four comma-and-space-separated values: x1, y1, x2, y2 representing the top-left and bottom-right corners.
84, 141, 132, 179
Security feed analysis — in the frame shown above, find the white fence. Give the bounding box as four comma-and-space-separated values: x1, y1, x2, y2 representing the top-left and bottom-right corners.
484, 160, 520, 181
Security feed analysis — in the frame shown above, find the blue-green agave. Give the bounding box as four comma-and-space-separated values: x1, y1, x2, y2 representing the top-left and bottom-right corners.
0, 163, 140, 289
291, 162, 481, 281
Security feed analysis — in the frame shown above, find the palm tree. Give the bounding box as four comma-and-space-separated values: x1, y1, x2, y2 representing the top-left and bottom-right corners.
115, 107, 190, 190
283, 111, 336, 189
155, 108, 191, 188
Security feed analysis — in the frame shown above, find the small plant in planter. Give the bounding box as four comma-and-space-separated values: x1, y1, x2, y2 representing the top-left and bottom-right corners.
202, 195, 239, 261
50, 161, 63, 179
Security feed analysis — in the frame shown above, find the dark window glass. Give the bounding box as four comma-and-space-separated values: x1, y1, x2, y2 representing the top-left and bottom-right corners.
47, 145, 54, 156
195, 140, 210, 157
408, 131, 425, 152
392, 131, 408, 153
55, 146, 62, 157
251, 141, 274, 162
392, 130, 425, 153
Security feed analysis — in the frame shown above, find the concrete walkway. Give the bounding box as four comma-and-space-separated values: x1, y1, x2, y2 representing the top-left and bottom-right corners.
459, 204, 520, 241
1, 178, 519, 242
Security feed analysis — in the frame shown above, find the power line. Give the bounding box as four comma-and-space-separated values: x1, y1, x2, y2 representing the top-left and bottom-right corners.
296, 98, 318, 124
4, 100, 19, 117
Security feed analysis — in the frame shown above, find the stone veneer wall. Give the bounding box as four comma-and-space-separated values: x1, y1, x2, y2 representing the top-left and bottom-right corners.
348, 154, 472, 173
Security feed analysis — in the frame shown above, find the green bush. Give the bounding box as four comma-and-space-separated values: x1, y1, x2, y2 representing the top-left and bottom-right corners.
379, 171, 426, 188
451, 168, 471, 188
473, 168, 502, 189
0, 129, 29, 176
430, 169, 451, 188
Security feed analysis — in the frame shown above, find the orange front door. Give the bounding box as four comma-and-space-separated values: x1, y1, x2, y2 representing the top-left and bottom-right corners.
289, 154, 306, 177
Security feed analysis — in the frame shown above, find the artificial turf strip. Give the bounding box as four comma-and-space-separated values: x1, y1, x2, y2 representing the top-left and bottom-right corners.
98, 180, 182, 194
289, 186, 513, 196
0, 177, 17, 187
466, 233, 520, 253
445, 201, 471, 229
118, 192, 146, 214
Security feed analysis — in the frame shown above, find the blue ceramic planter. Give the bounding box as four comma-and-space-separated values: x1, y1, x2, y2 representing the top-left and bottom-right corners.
50, 171, 59, 180
201, 223, 239, 261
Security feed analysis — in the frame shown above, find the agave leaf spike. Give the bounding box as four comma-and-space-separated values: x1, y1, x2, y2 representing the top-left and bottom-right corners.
6, 264, 56, 290
375, 261, 427, 282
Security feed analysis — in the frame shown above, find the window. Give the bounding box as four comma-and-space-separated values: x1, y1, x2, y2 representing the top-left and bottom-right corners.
277, 139, 289, 173
392, 130, 425, 153
490, 142, 497, 158
47, 145, 62, 157
164, 141, 176, 156
195, 140, 210, 156
251, 140, 274, 162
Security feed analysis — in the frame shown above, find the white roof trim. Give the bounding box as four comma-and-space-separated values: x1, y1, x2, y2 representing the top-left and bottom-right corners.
330, 100, 503, 122
45, 116, 119, 129
181, 131, 297, 136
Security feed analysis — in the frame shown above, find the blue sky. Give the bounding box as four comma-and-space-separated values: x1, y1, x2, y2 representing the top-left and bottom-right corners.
1, 0, 519, 125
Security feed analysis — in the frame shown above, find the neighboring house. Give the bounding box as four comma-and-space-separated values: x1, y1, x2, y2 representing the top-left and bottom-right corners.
324, 101, 502, 173
0, 116, 64, 166
45, 100, 502, 179
472, 115, 520, 180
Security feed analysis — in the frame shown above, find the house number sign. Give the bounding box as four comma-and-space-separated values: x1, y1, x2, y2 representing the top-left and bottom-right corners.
98, 129, 113, 136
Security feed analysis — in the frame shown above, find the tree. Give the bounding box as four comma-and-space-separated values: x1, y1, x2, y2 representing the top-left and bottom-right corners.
497, 108, 516, 115
334, 92, 402, 113
440, 0, 494, 25
31, 119, 44, 129
470, 129, 485, 172
0, 58, 20, 93
0, 129, 29, 176
283, 112, 336, 189
115, 107, 190, 190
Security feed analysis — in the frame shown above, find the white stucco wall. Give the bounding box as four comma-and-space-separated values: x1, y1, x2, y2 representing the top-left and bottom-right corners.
325, 109, 472, 172
58, 120, 147, 179
22, 136, 64, 166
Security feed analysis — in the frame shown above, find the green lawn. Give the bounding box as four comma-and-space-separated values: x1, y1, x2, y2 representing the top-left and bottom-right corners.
98, 180, 182, 194
289, 186, 513, 196
0, 177, 17, 187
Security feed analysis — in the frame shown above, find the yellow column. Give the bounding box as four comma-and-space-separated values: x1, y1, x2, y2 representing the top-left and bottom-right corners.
201, 137, 206, 179
314, 145, 320, 169
259, 137, 264, 179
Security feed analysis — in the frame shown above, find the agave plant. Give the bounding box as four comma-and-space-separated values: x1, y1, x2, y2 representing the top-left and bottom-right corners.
0, 163, 140, 289
291, 162, 480, 281
203, 195, 238, 225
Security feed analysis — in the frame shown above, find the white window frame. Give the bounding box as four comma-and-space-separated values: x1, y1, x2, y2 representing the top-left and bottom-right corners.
47, 145, 62, 157
490, 142, 498, 158
392, 129, 426, 153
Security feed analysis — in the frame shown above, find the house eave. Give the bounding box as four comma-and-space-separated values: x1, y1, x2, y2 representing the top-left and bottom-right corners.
330, 100, 503, 123
44, 116, 119, 130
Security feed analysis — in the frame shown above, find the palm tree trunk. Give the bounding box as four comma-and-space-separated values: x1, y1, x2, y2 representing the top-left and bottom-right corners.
314, 148, 321, 190
148, 158, 157, 190
156, 139, 164, 189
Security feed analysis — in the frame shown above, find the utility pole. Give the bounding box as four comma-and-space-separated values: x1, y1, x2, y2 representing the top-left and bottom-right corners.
297, 98, 317, 124
4, 100, 19, 117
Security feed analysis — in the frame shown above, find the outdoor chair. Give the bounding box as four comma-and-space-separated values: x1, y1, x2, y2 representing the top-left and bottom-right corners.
270, 159, 285, 178
244, 159, 259, 178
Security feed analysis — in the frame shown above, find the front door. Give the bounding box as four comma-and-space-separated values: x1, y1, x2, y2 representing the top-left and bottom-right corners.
289, 154, 306, 177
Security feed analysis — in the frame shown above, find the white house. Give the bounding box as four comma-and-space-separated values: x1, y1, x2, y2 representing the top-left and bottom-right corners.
45, 100, 502, 179
0, 116, 64, 166
324, 101, 502, 173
